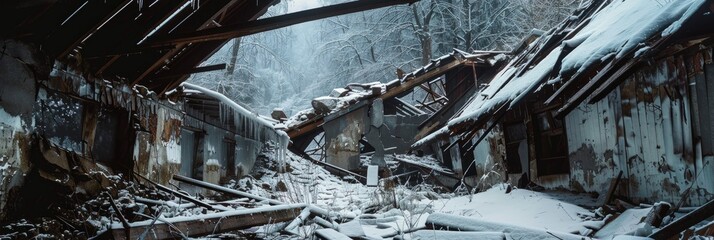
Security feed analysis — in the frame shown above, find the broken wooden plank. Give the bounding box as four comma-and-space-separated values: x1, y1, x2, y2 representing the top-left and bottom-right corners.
173, 174, 284, 205
596, 170, 623, 207
134, 172, 214, 210
681, 220, 714, 239
110, 204, 306, 239
425, 213, 588, 240
648, 198, 714, 240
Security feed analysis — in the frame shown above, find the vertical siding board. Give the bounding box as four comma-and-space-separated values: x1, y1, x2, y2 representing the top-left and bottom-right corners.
658, 58, 686, 202
697, 47, 714, 204
697, 50, 713, 156
596, 88, 621, 192
686, 52, 706, 205
621, 74, 642, 199
634, 71, 654, 201
677, 56, 694, 164
612, 86, 630, 195
604, 90, 621, 175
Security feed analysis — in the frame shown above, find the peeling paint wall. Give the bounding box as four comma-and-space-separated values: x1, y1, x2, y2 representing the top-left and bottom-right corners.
138, 107, 183, 184
0, 38, 290, 220
467, 126, 508, 189
556, 46, 714, 206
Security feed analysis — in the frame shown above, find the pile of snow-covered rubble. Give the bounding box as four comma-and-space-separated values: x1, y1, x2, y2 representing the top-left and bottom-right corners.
3, 146, 712, 239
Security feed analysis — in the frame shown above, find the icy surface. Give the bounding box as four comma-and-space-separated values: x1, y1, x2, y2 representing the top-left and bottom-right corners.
182, 82, 275, 127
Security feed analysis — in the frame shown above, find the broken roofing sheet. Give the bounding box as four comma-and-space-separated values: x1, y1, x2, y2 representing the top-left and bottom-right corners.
284, 50, 506, 139
414, 0, 710, 147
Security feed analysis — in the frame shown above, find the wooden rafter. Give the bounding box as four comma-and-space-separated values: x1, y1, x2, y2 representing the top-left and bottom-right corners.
42, 0, 133, 58
147, 0, 419, 47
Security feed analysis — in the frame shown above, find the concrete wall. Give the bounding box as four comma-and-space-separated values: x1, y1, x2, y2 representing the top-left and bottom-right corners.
324, 107, 368, 170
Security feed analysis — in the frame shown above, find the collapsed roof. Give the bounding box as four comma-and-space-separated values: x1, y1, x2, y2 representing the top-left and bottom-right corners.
413, 0, 714, 147
0, 0, 417, 95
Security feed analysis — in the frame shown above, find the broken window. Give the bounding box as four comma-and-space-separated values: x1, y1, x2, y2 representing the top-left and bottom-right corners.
440, 142, 454, 170
504, 123, 527, 173
35, 91, 84, 153
533, 110, 570, 176
502, 105, 529, 174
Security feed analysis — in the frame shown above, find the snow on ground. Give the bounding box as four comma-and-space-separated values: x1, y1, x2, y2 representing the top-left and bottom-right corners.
234, 150, 378, 219
418, 184, 596, 234
237, 150, 601, 239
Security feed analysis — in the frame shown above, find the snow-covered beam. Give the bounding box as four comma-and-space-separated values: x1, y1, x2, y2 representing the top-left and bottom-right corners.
109, 204, 306, 239
147, 0, 419, 47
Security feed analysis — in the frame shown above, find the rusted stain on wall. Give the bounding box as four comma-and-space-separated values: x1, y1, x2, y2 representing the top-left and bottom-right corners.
570, 143, 598, 171
556, 46, 714, 205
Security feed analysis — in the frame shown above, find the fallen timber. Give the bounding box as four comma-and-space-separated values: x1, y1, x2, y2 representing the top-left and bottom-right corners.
135, 172, 215, 210
109, 204, 306, 239
173, 174, 284, 205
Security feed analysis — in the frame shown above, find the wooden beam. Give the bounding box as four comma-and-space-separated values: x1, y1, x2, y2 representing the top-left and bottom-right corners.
43, 0, 133, 58
110, 204, 306, 239
134, 172, 215, 210
109, 0, 238, 85
380, 58, 464, 101
83, 0, 188, 72
151, 63, 226, 80
173, 174, 284, 205
148, 0, 418, 47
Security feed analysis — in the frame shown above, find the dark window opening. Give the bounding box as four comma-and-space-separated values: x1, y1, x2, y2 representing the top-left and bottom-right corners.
504, 123, 527, 173
534, 110, 570, 176
440, 142, 454, 170
35, 91, 84, 153
224, 140, 236, 177
460, 141, 477, 177
93, 108, 119, 164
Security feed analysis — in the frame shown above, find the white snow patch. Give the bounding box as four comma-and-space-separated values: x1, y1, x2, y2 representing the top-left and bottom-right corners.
449, 47, 563, 127
560, 0, 705, 74
423, 184, 593, 234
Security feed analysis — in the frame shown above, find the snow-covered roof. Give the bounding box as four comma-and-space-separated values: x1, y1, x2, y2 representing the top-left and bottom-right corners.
181, 82, 275, 128
285, 50, 508, 139
437, 0, 709, 140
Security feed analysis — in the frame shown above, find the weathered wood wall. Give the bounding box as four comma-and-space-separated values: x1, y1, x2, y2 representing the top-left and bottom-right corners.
554, 46, 714, 206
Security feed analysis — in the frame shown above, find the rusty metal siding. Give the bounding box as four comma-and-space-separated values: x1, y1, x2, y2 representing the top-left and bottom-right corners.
559, 46, 714, 205
562, 86, 624, 194
690, 47, 714, 204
